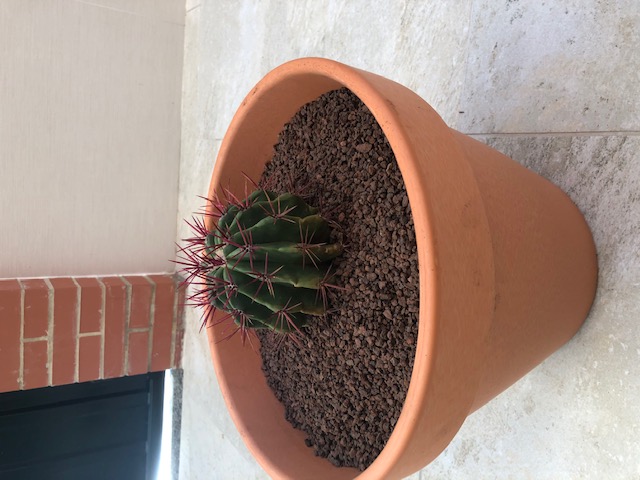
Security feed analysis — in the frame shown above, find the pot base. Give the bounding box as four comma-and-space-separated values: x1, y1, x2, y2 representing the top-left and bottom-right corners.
453, 132, 598, 411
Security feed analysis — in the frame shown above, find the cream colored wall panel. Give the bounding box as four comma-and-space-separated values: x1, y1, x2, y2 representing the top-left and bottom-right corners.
0, 0, 184, 278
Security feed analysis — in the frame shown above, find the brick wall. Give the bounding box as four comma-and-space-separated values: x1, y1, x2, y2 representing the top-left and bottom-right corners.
0, 274, 185, 393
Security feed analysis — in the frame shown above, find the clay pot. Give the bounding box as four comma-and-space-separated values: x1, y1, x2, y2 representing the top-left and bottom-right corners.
204, 58, 597, 479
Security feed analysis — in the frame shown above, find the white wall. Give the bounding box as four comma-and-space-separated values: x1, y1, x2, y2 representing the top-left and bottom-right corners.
0, 0, 184, 278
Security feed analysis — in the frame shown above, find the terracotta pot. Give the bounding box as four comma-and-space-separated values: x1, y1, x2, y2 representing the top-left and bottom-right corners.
204, 58, 597, 479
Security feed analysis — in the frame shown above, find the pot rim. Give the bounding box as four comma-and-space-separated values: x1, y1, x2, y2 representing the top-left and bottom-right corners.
205, 57, 495, 479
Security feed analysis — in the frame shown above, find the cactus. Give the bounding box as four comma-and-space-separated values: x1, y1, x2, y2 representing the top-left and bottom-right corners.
178, 188, 342, 344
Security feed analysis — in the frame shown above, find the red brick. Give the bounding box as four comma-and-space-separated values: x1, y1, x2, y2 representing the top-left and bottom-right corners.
0, 280, 21, 392
50, 278, 78, 386
78, 335, 101, 383
23, 340, 48, 390
76, 277, 103, 334
127, 330, 150, 375
22, 279, 49, 339
148, 275, 175, 371
125, 276, 152, 329
102, 277, 127, 378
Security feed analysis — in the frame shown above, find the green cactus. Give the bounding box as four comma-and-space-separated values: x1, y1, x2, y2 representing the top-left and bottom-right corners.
181, 188, 342, 340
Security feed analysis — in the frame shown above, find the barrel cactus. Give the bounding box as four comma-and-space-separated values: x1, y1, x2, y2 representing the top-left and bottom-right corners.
178, 188, 343, 344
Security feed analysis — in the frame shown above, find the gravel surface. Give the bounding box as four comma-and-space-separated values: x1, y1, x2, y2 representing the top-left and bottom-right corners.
257, 88, 420, 471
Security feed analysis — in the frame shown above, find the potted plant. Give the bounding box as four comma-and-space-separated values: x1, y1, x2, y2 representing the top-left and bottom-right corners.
182, 187, 343, 342
180, 58, 598, 479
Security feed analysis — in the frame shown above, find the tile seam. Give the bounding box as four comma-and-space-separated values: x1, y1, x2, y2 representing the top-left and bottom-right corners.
145, 275, 157, 372
454, 0, 477, 131
97, 277, 106, 380
467, 130, 640, 137
43, 278, 54, 387
121, 276, 133, 376
170, 276, 178, 368
129, 327, 151, 334
23, 336, 49, 343
78, 332, 103, 338
170, 275, 184, 368
72, 278, 81, 383
18, 280, 25, 390
5, 273, 195, 282
71, 0, 186, 26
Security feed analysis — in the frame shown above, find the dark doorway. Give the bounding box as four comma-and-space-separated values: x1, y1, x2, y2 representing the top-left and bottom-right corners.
0, 373, 164, 480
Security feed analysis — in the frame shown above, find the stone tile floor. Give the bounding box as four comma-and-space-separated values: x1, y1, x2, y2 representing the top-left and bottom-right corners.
177, 2, 640, 478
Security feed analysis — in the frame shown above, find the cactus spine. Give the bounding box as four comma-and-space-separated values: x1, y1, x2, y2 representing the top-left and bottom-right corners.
179, 188, 342, 342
